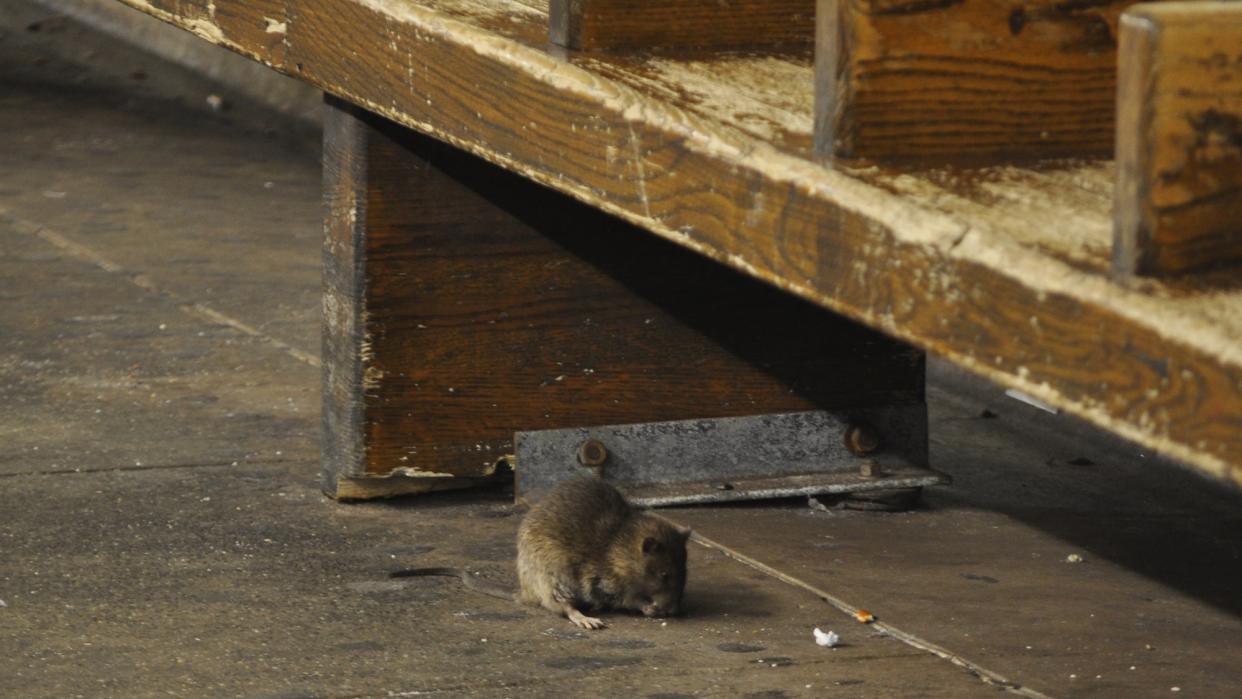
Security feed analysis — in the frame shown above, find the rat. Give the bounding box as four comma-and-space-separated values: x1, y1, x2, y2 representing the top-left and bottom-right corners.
389, 477, 690, 630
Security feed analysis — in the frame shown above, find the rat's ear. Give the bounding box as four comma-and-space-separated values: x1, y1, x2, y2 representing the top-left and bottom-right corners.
678, 526, 693, 542
642, 536, 662, 554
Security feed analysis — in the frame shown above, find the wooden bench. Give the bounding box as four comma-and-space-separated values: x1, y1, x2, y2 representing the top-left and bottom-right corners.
111, 0, 1242, 497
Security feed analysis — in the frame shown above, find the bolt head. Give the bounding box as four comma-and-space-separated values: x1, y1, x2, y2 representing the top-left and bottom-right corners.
845, 425, 881, 455
577, 439, 608, 467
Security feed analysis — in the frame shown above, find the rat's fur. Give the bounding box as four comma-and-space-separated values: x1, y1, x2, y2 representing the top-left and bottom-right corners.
516, 477, 689, 629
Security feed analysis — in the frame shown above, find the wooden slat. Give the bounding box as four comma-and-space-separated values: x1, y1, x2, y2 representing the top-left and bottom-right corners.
815, 0, 1140, 160
549, 0, 814, 51
321, 94, 374, 498
115, 0, 1242, 488
320, 96, 924, 496
1113, 1, 1242, 277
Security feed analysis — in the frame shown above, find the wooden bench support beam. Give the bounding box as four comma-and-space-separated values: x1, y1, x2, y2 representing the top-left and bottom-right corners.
1113, 1, 1242, 277
815, 0, 1139, 161
550, 0, 814, 51
320, 96, 926, 499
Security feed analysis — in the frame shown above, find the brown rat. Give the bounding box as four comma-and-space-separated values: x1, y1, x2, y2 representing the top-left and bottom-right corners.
517, 476, 690, 629
389, 477, 690, 630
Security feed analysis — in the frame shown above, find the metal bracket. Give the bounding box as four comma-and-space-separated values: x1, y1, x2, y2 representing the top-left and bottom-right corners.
514, 406, 948, 507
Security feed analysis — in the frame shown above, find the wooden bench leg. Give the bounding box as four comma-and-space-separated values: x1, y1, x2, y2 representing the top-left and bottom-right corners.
1113, 3, 1242, 277
815, 0, 1130, 161
320, 95, 928, 500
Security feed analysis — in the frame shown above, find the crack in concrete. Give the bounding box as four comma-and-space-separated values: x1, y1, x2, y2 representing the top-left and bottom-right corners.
685, 531, 1055, 699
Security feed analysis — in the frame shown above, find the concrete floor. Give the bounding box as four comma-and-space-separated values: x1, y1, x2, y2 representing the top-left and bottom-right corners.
2, 6, 1241, 698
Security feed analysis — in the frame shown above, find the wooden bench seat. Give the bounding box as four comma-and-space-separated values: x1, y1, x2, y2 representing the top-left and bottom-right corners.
113, 0, 1242, 493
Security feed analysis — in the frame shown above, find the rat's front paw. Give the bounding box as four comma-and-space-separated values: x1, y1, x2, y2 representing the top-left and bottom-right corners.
575, 615, 606, 630
567, 609, 607, 630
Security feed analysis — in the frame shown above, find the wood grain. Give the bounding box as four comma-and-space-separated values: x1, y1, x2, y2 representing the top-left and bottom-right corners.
321, 94, 368, 497
116, 0, 1242, 487
816, 0, 1143, 160
549, 0, 814, 51
320, 97, 924, 494
1114, 2, 1242, 276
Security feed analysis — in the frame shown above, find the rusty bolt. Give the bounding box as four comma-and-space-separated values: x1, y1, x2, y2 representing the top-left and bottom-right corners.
844, 425, 881, 455
859, 459, 883, 479
577, 439, 608, 468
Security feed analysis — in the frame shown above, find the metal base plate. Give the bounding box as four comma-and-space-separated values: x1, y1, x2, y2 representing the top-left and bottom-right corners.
514, 407, 948, 506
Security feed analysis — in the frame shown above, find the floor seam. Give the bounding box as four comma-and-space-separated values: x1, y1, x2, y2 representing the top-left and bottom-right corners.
686, 531, 1056, 699
0, 206, 322, 368
0, 457, 307, 479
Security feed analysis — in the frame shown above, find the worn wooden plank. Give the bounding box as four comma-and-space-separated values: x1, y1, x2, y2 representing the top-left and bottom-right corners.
320, 96, 924, 496
115, 0, 1242, 487
121, 0, 288, 67
815, 0, 1141, 160
1113, 1, 1242, 277
549, 0, 813, 51
320, 94, 369, 497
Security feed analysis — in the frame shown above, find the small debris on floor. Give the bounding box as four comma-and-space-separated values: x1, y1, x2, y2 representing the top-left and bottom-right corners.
978, 408, 999, 419
813, 628, 839, 647
807, 496, 831, 513
855, 610, 875, 624
1066, 554, 1084, 563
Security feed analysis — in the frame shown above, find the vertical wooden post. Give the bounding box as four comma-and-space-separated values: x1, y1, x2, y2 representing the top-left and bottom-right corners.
321, 96, 365, 497
320, 96, 926, 500
816, 0, 1138, 161
1113, 2, 1242, 277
